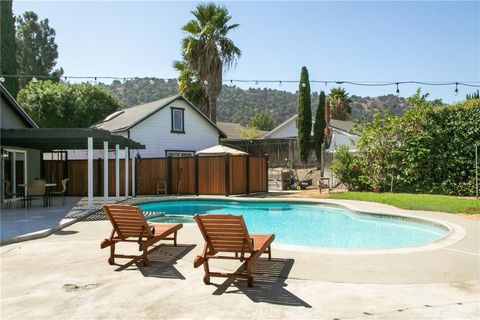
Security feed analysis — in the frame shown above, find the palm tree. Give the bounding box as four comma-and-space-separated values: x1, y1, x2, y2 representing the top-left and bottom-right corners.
173, 59, 209, 116
181, 3, 241, 123
328, 87, 352, 121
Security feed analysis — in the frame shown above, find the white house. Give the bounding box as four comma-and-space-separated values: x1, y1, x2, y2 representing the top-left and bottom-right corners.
263, 115, 359, 152
67, 95, 226, 159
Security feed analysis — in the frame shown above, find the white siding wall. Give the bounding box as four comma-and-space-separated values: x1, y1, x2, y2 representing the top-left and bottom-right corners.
131, 100, 219, 158
1, 96, 29, 129
266, 119, 298, 138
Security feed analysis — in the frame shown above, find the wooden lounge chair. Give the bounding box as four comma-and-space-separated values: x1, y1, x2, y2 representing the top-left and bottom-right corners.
101, 204, 183, 266
193, 214, 275, 287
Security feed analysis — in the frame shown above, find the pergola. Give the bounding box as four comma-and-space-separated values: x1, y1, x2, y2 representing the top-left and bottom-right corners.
1, 128, 145, 210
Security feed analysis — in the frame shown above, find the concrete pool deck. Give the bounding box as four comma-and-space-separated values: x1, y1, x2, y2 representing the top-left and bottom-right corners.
1, 198, 479, 319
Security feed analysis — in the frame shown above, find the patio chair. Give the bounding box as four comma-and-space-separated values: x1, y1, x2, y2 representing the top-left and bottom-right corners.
193, 214, 275, 287
49, 178, 69, 206
101, 204, 183, 266
24, 180, 47, 209
156, 180, 167, 195
4, 180, 24, 208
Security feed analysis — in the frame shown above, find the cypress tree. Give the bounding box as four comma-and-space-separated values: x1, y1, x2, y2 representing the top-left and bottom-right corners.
313, 91, 326, 169
0, 0, 19, 97
297, 66, 312, 164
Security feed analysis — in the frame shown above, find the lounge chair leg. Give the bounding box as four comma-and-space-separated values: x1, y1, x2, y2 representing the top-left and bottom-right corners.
203, 260, 210, 285
108, 243, 115, 265
246, 263, 253, 287
142, 247, 149, 266
173, 231, 177, 246
268, 245, 272, 260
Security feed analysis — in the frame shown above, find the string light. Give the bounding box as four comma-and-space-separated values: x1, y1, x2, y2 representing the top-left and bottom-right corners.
396, 82, 400, 95
0, 74, 479, 93
149, 79, 154, 85
301, 82, 306, 88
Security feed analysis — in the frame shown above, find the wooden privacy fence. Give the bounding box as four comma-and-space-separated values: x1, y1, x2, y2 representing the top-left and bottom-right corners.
42, 155, 268, 196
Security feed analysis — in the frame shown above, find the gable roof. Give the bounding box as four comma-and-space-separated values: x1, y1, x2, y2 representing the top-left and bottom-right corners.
262, 114, 297, 138
217, 122, 268, 140
0, 83, 38, 128
263, 114, 358, 139
94, 95, 226, 138
217, 122, 246, 140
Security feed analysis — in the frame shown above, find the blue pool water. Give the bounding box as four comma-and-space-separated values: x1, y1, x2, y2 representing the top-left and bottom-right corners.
140, 199, 448, 249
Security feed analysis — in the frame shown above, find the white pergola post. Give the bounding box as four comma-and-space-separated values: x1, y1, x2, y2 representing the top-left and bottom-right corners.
87, 137, 93, 210
125, 147, 129, 198
103, 141, 109, 202
115, 144, 120, 201
131, 154, 136, 197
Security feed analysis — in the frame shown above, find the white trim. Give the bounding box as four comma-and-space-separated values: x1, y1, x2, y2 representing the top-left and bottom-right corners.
87, 137, 93, 210
103, 141, 109, 202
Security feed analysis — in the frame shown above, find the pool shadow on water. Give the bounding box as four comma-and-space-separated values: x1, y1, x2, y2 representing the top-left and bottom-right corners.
114, 244, 196, 280
211, 258, 312, 308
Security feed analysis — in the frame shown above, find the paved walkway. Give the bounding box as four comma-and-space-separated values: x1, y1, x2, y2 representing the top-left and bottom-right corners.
1, 197, 479, 319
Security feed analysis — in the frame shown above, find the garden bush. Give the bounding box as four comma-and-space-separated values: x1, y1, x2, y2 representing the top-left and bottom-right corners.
333, 90, 480, 196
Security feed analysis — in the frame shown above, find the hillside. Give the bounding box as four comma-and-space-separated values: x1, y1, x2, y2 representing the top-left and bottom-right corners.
102, 78, 411, 126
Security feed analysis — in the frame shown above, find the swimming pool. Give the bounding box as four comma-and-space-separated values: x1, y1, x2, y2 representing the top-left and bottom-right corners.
140, 199, 449, 249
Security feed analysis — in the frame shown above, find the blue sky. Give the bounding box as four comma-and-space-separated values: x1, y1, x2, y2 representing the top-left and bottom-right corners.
13, 1, 480, 103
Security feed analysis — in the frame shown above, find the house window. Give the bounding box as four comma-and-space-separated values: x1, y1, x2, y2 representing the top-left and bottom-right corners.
165, 150, 194, 158
171, 107, 185, 133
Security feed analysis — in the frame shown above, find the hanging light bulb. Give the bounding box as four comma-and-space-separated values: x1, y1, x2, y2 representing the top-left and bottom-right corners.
32, 77, 38, 82
230, 80, 233, 84
454, 82, 458, 96
203, 79, 208, 85
279, 81, 282, 87
0, 77, 5, 83
255, 80, 258, 85
395, 83, 400, 95
64, 76, 68, 81
301, 82, 306, 88
149, 79, 154, 85
324, 81, 328, 86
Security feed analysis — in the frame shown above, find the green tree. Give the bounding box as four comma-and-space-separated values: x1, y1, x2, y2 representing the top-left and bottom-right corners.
313, 91, 326, 169
173, 59, 209, 115
250, 112, 274, 131
297, 66, 312, 164
181, 3, 241, 123
15, 11, 62, 89
240, 127, 262, 139
0, 0, 19, 97
328, 87, 351, 120
466, 90, 480, 100
17, 80, 121, 128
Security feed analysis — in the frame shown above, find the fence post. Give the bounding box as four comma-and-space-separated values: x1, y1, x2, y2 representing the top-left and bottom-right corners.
195, 155, 199, 196
246, 155, 250, 195
225, 155, 230, 196
265, 154, 269, 193
167, 156, 172, 195
96, 158, 102, 196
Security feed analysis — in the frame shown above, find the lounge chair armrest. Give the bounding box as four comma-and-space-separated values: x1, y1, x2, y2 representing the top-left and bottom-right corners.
100, 239, 111, 249
194, 256, 205, 268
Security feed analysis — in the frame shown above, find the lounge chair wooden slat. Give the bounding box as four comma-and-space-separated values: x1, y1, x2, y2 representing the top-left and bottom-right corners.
101, 204, 183, 266
193, 213, 274, 287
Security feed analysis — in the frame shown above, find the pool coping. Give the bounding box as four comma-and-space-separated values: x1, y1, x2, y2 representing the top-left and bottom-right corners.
135, 196, 467, 255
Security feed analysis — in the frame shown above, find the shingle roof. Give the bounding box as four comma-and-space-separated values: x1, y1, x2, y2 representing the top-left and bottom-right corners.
94, 95, 226, 138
